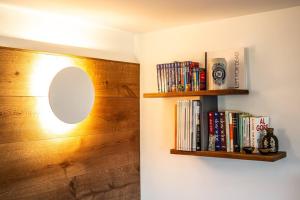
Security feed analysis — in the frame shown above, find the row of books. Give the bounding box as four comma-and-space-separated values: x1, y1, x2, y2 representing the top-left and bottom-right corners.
174, 105, 270, 152
208, 111, 270, 153
156, 61, 206, 93
175, 100, 201, 151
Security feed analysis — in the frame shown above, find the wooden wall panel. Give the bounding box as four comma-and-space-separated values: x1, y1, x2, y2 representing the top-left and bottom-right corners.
0, 47, 139, 97
0, 47, 140, 200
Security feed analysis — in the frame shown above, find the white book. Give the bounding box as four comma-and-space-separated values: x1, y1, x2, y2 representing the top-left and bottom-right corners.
207, 48, 247, 90
250, 116, 270, 153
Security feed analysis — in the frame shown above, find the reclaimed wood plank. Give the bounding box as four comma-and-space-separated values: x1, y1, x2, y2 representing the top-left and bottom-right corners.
0, 47, 139, 98
0, 97, 139, 144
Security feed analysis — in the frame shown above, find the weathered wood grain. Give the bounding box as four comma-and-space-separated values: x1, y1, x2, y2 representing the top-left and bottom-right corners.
0, 46, 140, 200
0, 47, 139, 98
0, 97, 139, 144
0, 134, 139, 199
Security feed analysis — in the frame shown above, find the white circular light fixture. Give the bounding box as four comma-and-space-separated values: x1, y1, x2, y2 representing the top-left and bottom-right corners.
49, 67, 95, 124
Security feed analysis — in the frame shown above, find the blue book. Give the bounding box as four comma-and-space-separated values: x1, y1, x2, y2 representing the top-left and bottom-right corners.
214, 112, 222, 151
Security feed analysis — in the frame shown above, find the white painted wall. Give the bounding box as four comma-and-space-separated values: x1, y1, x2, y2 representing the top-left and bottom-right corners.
0, 3, 136, 62
137, 6, 300, 200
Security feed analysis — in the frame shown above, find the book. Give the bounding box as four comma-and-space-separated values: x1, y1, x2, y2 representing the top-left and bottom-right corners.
250, 116, 270, 153
219, 112, 226, 151
156, 61, 205, 93
208, 112, 215, 151
207, 48, 247, 90
243, 117, 250, 147
229, 112, 234, 152
225, 111, 231, 152
156, 64, 161, 93
193, 100, 201, 151
232, 113, 240, 152
175, 100, 201, 152
214, 112, 221, 151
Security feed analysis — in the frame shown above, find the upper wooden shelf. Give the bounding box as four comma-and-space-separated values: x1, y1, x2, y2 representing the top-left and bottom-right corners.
143, 89, 249, 98
170, 149, 286, 162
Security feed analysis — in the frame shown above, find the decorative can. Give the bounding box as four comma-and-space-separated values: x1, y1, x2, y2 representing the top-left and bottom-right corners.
261, 128, 279, 153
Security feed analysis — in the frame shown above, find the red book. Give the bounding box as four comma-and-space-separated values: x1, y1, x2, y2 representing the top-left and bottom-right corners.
200, 68, 206, 90
208, 112, 215, 151
229, 112, 234, 152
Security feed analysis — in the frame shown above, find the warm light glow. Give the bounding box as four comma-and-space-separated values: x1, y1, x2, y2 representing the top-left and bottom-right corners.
30, 54, 77, 134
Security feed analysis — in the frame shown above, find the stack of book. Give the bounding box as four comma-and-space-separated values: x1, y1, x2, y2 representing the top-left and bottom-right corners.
208, 111, 270, 153
156, 61, 206, 93
175, 100, 201, 151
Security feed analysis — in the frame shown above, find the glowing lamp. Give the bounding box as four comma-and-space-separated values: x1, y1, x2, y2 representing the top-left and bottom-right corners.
49, 67, 95, 124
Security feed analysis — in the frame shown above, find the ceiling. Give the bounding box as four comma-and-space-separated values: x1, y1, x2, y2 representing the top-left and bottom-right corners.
1, 0, 300, 32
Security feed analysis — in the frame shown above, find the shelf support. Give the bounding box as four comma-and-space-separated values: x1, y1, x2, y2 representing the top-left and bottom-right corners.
200, 96, 218, 151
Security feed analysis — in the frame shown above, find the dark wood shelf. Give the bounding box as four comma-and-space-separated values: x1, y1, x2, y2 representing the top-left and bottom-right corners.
143, 89, 249, 98
170, 149, 287, 162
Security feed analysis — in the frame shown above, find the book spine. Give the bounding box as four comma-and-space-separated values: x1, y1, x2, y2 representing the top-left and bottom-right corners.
171, 63, 176, 92
173, 63, 177, 92
166, 63, 170, 92
188, 100, 191, 151
200, 68, 206, 90
214, 112, 221, 151
177, 62, 181, 91
174, 62, 178, 91
239, 114, 243, 152
162, 64, 166, 93
156, 64, 160, 92
195, 67, 199, 91
219, 112, 226, 151
232, 113, 240, 152
250, 117, 256, 151
180, 63, 184, 90
243, 117, 250, 147
177, 100, 181, 150
195, 100, 201, 151
175, 103, 177, 150
208, 112, 215, 151
229, 112, 234, 152
225, 111, 230, 152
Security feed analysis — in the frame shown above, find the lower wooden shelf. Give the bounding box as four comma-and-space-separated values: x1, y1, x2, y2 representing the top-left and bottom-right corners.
170, 149, 287, 162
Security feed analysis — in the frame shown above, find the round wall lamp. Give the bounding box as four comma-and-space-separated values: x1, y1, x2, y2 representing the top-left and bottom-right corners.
49, 67, 95, 124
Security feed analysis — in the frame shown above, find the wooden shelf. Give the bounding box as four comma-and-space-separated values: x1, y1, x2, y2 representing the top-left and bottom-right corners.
143, 89, 249, 98
170, 149, 287, 162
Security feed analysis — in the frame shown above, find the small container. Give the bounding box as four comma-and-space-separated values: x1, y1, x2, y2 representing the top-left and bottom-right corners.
243, 147, 254, 154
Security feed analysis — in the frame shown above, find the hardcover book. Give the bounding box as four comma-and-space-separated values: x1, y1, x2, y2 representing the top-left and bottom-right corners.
250, 116, 270, 153
207, 48, 247, 90
219, 112, 226, 151
208, 112, 215, 151
214, 112, 221, 151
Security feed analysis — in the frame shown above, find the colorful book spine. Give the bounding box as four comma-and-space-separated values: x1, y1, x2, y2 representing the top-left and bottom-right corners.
214, 112, 221, 151
229, 112, 234, 152
232, 113, 240, 152
208, 112, 215, 151
200, 68, 206, 90
156, 61, 206, 93
225, 111, 231, 152
219, 112, 226, 151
